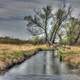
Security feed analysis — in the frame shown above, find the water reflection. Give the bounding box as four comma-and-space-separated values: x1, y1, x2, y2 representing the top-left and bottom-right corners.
0, 51, 80, 80
46, 51, 60, 74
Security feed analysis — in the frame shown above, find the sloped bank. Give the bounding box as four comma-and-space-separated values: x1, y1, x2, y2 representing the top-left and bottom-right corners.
58, 45, 80, 68
0, 44, 50, 73
0, 50, 39, 72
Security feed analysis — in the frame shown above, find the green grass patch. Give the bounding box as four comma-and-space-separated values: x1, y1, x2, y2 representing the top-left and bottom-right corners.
58, 47, 80, 60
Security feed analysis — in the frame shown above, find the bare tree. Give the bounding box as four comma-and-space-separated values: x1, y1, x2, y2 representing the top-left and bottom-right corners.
24, 5, 71, 45
24, 6, 52, 43
50, 6, 71, 43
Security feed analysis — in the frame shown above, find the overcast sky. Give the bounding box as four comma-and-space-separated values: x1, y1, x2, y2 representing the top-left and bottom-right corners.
0, 0, 80, 40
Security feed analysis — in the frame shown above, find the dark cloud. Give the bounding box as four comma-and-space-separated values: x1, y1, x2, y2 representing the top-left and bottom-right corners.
15, 0, 40, 3
0, 0, 57, 21
0, 16, 24, 21
0, 0, 80, 21
0, 3, 6, 8
0, 0, 80, 39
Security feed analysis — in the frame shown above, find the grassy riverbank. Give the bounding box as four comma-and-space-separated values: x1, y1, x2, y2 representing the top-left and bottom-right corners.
0, 43, 80, 71
0, 43, 49, 71
58, 45, 80, 68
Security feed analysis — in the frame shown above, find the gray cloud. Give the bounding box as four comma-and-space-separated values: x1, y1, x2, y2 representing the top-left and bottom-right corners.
0, 0, 80, 39
0, 0, 55, 21
0, 16, 24, 21
15, 0, 40, 3
0, 0, 79, 21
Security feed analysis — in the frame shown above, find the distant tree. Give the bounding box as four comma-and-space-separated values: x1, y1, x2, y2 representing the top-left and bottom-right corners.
65, 17, 80, 45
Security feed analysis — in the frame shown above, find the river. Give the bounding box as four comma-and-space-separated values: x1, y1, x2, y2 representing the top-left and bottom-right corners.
0, 51, 80, 80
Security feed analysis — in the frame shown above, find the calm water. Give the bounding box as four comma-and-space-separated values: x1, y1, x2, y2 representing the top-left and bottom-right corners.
0, 51, 80, 80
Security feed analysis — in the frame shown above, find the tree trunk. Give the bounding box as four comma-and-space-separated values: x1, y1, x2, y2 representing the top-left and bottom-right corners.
45, 29, 48, 42
52, 22, 61, 43
52, 32, 56, 43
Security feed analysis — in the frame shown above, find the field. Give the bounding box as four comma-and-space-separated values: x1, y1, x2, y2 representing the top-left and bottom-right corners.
59, 45, 80, 68
0, 43, 49, 71
0, 43, 80, 71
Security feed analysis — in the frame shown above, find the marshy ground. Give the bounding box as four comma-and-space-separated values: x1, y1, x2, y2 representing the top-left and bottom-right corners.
58, 45, 80, 68
0, 43, 80, 71
0, 43, 49, 71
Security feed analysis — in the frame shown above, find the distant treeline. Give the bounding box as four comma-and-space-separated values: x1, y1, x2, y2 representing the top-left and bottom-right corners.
0, 36, 45, 45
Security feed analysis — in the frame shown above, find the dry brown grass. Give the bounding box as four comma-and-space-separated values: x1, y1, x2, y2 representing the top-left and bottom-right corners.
59, 45, 80, 67
0, 43, 49, 71
62, 45, 80, 53
0, 43, 48, 52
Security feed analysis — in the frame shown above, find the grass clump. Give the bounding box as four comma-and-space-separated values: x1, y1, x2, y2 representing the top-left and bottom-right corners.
58, 46, 80, 68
